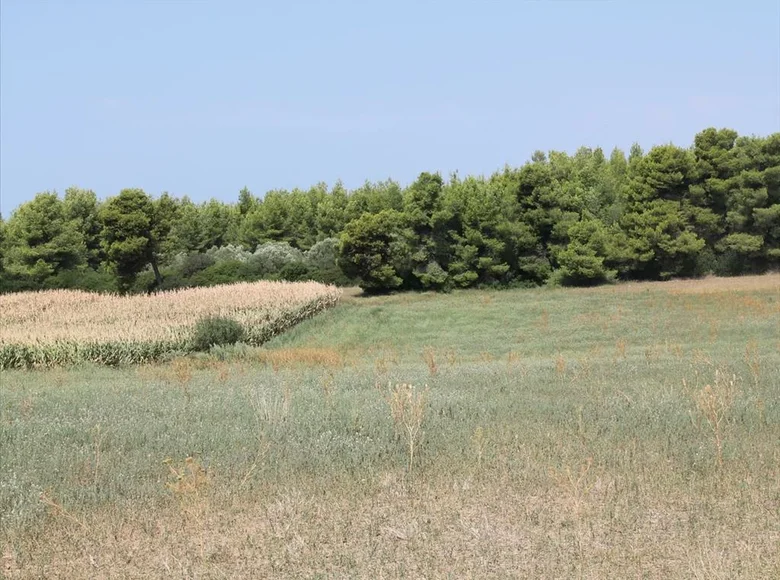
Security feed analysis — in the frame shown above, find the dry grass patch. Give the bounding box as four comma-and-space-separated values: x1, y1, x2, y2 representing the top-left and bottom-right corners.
610, 273, 780, 295
254, 347, 346, 370
4, 470, 778, 579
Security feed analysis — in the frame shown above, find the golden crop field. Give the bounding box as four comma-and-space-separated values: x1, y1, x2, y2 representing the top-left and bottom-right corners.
0, 281, 341, 368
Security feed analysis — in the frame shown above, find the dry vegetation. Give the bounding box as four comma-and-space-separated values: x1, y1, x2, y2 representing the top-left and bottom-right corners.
0, 281, 340, 368
1, 275, 779, 578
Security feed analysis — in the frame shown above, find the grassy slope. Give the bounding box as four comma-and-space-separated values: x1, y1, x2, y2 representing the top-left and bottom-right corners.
1, 275, 779, 578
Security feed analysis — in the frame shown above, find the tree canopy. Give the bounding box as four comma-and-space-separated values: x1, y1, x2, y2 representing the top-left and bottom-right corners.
1, 127, 778, 294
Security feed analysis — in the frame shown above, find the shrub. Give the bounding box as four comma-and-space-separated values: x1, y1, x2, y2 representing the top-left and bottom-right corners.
179, 252, 216, 277
191, 316, 245, 352
250, 242, 305, 276
43, 267, 118, 293
278, 261, 311, 282
130, 268, 189, 293
205, 244, 251, 264
305, 238, 339, 271
0, 271, 36, 293
305, 238, 356, 286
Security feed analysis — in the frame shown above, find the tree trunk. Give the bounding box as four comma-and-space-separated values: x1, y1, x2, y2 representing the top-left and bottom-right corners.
150, 256, 163, 289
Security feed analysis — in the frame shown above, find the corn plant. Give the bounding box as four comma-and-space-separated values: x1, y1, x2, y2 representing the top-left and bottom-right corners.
0, 281, 340, 369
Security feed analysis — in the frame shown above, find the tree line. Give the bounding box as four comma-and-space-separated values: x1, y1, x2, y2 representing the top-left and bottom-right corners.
1, 127, 778, 294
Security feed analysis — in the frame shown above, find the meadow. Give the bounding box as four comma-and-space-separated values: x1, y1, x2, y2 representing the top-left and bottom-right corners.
1, 275, 779, 578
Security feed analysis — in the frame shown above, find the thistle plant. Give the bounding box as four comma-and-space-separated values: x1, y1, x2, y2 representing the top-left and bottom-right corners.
380, 382, 428, 474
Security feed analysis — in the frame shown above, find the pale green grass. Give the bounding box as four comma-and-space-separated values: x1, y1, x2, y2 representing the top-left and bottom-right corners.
1, 276, 779, 577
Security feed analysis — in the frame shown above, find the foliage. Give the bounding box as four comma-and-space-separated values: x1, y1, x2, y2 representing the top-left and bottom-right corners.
179, 252, 216, 277
304, 238, 339, 272
205, 244, 251, 264
338, 210, 412, 292
2, 127, 779, 295
304, 238, 354, 285
188, 260, 257, 287
249, 242, 305, 276
63, 187, 103, 268
190, 316, 245, 351
2, 192, 86, 282
99, 189, 162, 291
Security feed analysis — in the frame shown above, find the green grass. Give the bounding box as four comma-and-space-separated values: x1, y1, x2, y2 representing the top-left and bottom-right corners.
1, 276, 779, 577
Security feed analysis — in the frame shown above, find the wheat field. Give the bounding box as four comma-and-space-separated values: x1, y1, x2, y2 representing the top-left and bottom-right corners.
0, 281, 341, 368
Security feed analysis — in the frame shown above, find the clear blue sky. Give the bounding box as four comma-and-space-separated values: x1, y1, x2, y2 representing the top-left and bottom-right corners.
1, 0, 778, 214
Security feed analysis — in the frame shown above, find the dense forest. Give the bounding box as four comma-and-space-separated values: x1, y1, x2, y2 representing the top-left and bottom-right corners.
1, 127, 778, 294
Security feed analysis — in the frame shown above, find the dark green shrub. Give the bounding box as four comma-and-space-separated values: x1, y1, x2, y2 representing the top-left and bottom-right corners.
0, 271, 36, 293
188, 260, 257, 287
180, 252, 216, 277
35, 268, 117, 293
129, 270, 160, 294
191, 316, 245, 352
279, 261, 311, 282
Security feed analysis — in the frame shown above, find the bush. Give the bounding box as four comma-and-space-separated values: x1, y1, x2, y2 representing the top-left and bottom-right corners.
249, 242, 305, 277
191, 316, 245, 352
414, 260, 450, 290
304, 238, 356, 286
129, 270, 158, 294
205, 244, 251, 264
130, 268, 189, 294
692, 247, 718, 277
278, 261, 311, 281
305, 238, 339, 271
179, 252, 216, 277
42, 267, 116, 293
188, 260, 257, 287
0, 270, 36, 293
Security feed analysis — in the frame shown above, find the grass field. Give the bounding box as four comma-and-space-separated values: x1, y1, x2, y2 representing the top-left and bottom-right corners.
1, 275, 779, 578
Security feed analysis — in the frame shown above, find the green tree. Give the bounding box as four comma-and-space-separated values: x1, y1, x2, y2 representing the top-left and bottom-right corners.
621, 200, 705, 278
0, 214, 10, 288
753, 204, 780, 265
0, 214, 5, 268
338, 210, 412, 292
345, 179, 403, 223
238, 187, 257, 216
200, 199, 240, 249
241, 190, 291, 249
316, 181, 349, 238
550, 215, 621, 285
443, 175, 534, 287
285, 186, 320, 249
621, 145, 704, 278
63, 187, 104, 269
403, 172, 450, 289
167, 197, 201, 253
152, 192, 181, 259
99, 189, 162, 290
3, 192, 85, 282
691, 128, 738, 214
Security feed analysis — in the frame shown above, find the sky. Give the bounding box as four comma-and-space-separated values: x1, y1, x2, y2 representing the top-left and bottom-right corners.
1, 0, 779, 214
